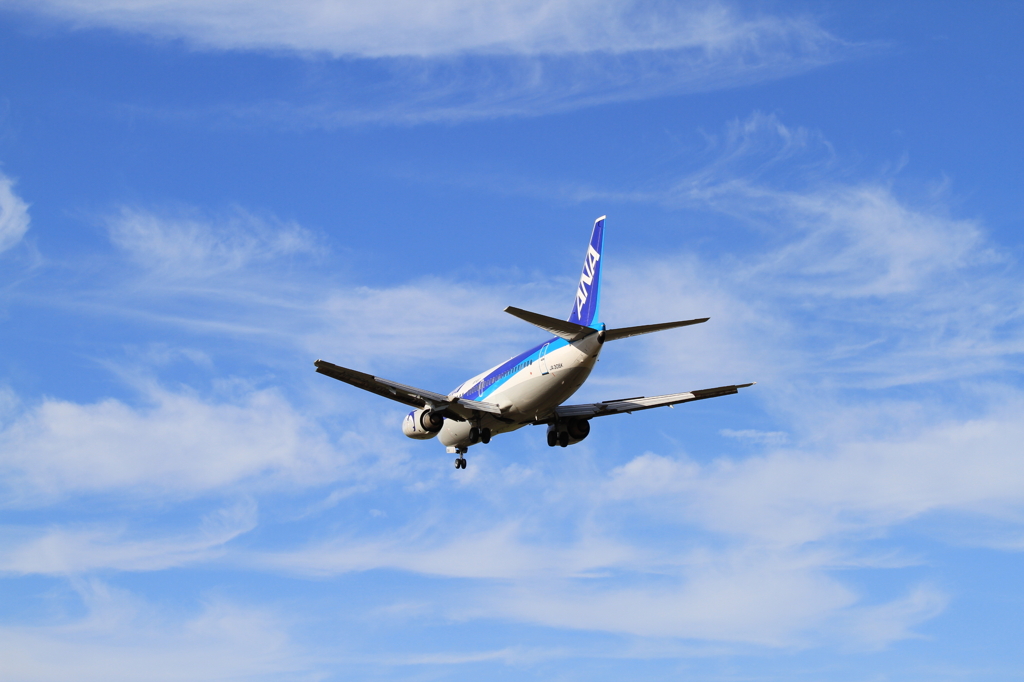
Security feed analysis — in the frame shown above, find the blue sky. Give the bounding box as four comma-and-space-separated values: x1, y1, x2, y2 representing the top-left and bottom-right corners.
1, 1, 1023, 680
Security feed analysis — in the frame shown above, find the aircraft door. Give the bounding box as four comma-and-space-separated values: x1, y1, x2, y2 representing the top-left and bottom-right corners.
539, 343, 550, 375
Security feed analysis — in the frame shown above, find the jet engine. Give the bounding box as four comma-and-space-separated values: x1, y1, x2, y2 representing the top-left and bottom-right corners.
402, 408, 443, 440
546, 418, 591, 447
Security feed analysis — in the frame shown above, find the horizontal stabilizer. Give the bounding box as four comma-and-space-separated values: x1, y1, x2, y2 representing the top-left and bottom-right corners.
554, 382, 755, 420
603, 317, 709, 342
504, 306, 597, 342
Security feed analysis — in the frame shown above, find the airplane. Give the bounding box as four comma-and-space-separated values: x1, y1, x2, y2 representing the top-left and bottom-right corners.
315, 216, 754, 470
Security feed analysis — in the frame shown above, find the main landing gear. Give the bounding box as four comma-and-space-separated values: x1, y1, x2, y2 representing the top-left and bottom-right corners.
468, 426, 491, 445
547, 428, 569, 448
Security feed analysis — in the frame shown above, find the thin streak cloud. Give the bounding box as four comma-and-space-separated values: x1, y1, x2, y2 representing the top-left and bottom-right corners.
0, 169, 30, 254
9, 0, 841, 59
3, 1, 863, 123
0, 499, 257, 574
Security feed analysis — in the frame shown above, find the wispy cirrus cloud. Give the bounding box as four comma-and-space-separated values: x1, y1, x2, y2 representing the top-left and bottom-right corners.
8, 0, 840, 59
258, 519, 638, 580
604, 395, 1024, 545
0, 499, 257, 574
89, 205, 555, 370
213, 114, 1021, 649
237, 26, 851, 126
4, 1, 862, 123
107, 205, 321, 279
8, 111, 1023, 656
0, 168, 30, 254
247, 412, 973, 648
720, 428, 788, 445
0, 580, 309, 682
593, 113, 1024, 392
472, 571, 945, 648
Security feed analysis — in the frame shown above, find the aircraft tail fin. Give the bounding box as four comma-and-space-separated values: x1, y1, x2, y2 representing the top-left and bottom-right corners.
568, 216, 605, 328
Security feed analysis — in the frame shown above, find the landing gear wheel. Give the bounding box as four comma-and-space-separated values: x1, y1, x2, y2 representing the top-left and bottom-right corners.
559, 431, 570, 448
547, 430, 558, 447
469, 427, 480, 444
454, 457, 462, 469
480, 428, 491, 444
459, 458, 467, 469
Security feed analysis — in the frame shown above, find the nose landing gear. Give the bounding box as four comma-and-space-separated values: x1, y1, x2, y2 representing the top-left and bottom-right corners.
452, 445, 468, 469
451, 423, 493, 471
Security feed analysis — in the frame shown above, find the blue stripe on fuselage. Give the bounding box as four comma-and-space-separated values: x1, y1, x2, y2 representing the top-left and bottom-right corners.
455, 336, 567, 401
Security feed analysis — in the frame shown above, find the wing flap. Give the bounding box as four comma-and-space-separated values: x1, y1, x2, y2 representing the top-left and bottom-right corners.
315, 360, 425, 409
373, 376, 451, 405
458, 397, 502, 414
314, 359, 501, 417
555, 382, 755, 419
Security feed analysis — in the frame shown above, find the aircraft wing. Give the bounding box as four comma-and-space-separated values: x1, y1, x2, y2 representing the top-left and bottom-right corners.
554, 382, 755, 419
314, 359, 501, 419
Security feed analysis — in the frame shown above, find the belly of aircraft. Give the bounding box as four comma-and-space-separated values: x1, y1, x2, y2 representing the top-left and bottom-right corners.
497, 362, 595, 422
439, 342, 599, 447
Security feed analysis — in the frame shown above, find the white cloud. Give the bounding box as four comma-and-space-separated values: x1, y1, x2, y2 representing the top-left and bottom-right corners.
591, 113, 1024, 391
604, 392, 1024, 546
258, 520, 638, 580
721, 428, 788, 445
106, 206, 321, 278
309, 279, 545, 367
731, 182, 992, 298
0, 499, 257, 574
6, 110, 1022, 657
182, 117, 1024, 650
4, 2, 859, 123
11, 0, 841, 59
253, 478, 948, 647
253, 30, 849, 125
242, 383, 1024, 648
838, 585, 947, 651
667, 113, 998, 297
70, 204, 563, 373
0, 382, 344, 503
0, 580, 309, 682
473, 559, 929, 646
0, 169, 30, 254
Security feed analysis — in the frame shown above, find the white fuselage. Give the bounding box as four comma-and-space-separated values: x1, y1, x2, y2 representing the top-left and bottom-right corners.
438, 332, 604, 448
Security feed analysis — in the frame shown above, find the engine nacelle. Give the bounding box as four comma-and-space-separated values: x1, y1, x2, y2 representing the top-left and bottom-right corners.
546, 418, 591, 447
402, 408, 443, 440
566, 418, 591, 441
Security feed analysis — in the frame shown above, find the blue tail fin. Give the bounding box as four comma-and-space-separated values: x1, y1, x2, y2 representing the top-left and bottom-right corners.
568, 216, 605, 328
